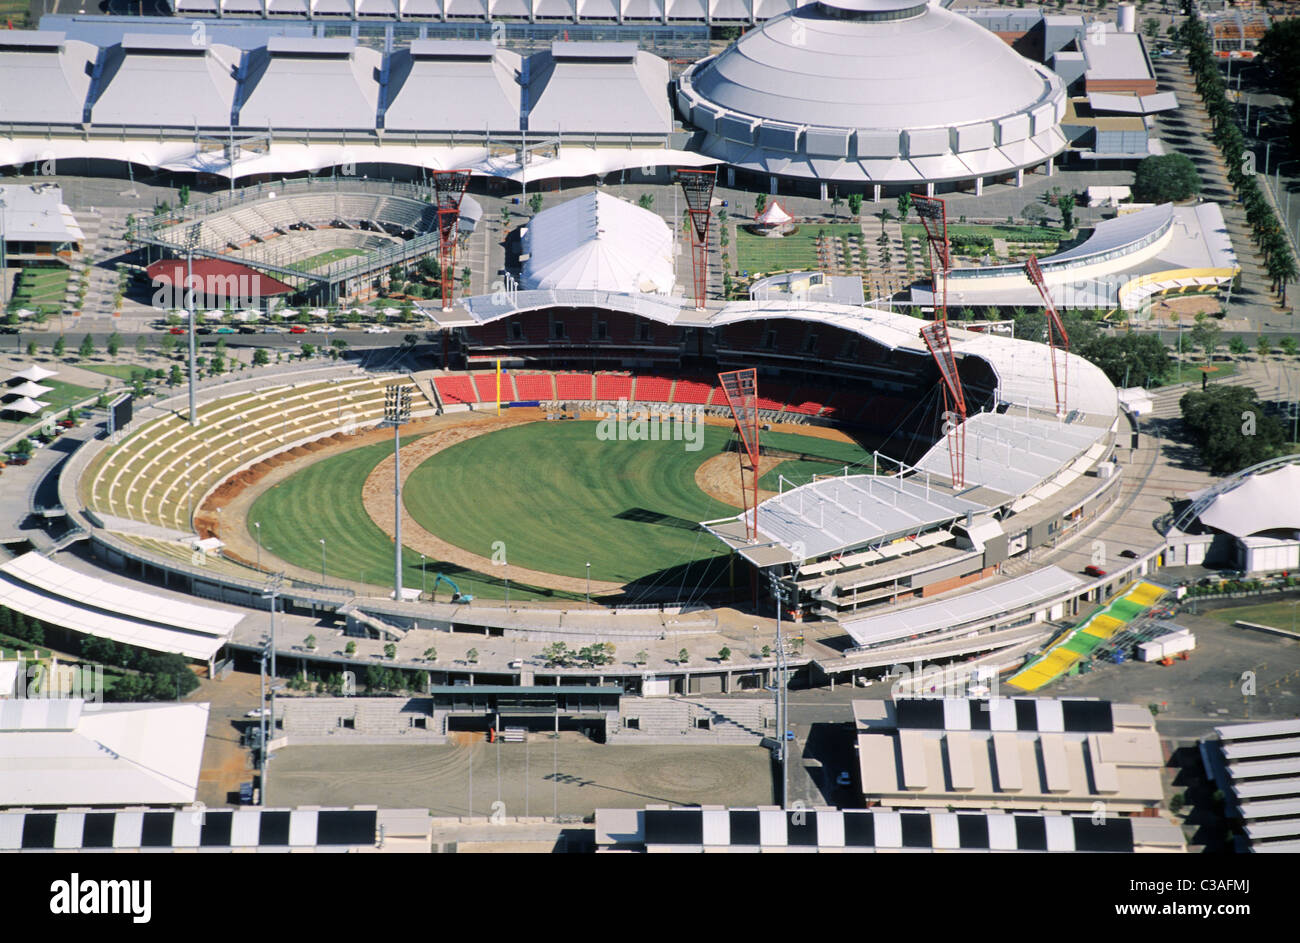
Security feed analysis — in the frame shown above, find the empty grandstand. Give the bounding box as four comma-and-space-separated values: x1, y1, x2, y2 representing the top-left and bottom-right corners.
1200, 719, 1300, 854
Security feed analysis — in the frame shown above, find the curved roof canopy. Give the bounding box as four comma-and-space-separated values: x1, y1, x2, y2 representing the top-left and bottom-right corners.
1194, 461, 1300, 538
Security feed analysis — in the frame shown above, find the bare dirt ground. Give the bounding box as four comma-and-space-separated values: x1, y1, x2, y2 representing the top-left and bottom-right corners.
191, 669, 263, 808
694, 452, 785, 507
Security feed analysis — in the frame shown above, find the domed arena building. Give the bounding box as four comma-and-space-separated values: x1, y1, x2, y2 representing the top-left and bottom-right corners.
676, 0, 1069, 198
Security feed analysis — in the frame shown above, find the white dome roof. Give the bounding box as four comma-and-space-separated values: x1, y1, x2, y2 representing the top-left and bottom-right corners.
692, 1, 1053, 131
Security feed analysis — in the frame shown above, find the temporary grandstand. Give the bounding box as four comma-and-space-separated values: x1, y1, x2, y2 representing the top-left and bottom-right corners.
676, 0, 1068, 195
0, 552, 242, 664
1200, 718, 1300, 854
522, 191, 675, 295
0, 698, 209, 808
854, 696, 1166, 813
908, 203, 1240, 316
160, 0, 801, 22
596, 805, 1186, 852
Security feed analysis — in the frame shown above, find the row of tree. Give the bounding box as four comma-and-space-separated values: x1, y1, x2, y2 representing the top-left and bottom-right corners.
1180, 6, 1299, 304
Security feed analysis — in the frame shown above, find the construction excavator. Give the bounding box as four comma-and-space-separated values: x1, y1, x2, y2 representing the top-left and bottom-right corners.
432, 573, 473, 604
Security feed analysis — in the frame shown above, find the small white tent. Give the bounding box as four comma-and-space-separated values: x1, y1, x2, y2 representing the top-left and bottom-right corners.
522, 190, 674, 295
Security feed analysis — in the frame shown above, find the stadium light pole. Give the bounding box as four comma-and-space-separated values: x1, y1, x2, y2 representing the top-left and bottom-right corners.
183, 223, 201, 427
0, 198, 7, 312
421, 553, 426, 598
585, 562, 591, 605
319, 538, 326, 584
384, 385, 412, 601
254, 521, 261, 572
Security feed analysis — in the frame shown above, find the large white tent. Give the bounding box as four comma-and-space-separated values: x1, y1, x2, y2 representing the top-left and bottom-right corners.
522, 190, 675, 295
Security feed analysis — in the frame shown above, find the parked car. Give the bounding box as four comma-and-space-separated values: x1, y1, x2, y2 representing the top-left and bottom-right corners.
263, 325, 288, 334
57, 419, 76, 428
245, 708, 269, 718
1084, 565, 1107, 577
196, 326, 213, 335
1119, 549, 1138, 559
237, 325, 259, 334
289, 324, 308, 334
214, 326, 236, 334
168, 326, 187, 335
311, 324, 338, 333
785, 730, 796, 742
363, 324, 391, 334
836, 771, 852, 787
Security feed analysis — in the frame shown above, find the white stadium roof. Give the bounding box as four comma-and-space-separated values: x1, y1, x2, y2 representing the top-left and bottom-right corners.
0, 31, 97, 126
841, 565, 1084, 648
0, 699, 208, 807
88, 35, 240, 129
522, 191, 675, 294
238, 39, 383, 131
0, 552, 238, 661
527, 42, 672, 137
0, 184, 84, 246
383, 40, 522, 134
677, 0, 1067, 182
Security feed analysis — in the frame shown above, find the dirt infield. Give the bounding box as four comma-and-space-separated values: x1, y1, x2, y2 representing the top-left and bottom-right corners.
694, 451, 784, 508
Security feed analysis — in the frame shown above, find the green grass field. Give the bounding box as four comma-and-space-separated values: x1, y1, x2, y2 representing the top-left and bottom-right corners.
78, 364, 142, 381
293, 248, 369, 273
403, 421, 739, 585
735, 223, 863, 276
250, 421, 875, 596
1210, 600, 1300, 632
756, 431, 875, 490
9, 379, 99, 425
901, 223, 1065, 246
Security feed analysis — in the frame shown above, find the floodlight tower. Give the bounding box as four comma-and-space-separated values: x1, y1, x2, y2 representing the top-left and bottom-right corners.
718, 368, 761, 538
912, 194, 968, 488
432, 169, 473, 312
1024, 254, 1071, 416
384, 385, 413, 601
183, 222, 202, 426
677, 169, 717, 310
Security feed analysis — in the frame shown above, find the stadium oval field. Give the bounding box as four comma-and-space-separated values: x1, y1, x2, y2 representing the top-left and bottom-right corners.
247, 419, 873, 598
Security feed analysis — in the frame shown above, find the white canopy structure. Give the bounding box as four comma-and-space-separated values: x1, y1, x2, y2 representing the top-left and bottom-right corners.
522, 191, 674, 295
0, 699, 209, 807
755, 201, 794, 226
0, 396, 47, 415
4, 381, 53, 399
1191, 462, 1300, 539
8, 364, 57, 383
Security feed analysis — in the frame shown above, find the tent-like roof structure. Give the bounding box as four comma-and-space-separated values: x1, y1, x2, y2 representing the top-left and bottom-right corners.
88, 34, 240, 129
0, 184, 84, 246
8, 364, 57, 383
0, 396, 47, 415
237, 38, 382, 131
383, 40, 522, 134
755, 200, 794, 225
0, 699, 209, 807
1192, 461, 1300, 539
4, 381, 53, 399
522, 191, 674, 294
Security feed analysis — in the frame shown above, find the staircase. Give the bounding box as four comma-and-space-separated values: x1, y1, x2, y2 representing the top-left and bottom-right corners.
608, 697, 773, 745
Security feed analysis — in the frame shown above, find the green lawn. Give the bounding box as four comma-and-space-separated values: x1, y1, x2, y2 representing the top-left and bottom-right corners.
404, 421, 739, 586
1152, 360, 1239, 387
248, 438, 586, 601
292, 248, 369, 273
8, 379, 99, 425
901, 223, 1066, 246
250, 422, 867, 596
79, 364, 143, 381
8, 267, 71, 314
735, 223, 863, 276
1209, 600, 1300, 632
757, 431, 875, 490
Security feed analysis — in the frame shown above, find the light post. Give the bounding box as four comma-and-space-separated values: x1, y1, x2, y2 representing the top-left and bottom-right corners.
0, 197, 7, 312
254, 521, 261, 572
384, 385, 412, 601
319, 538, 326, 584
585, 562, 590, 604
421, 553, 426, 598
183, 223, 200, 427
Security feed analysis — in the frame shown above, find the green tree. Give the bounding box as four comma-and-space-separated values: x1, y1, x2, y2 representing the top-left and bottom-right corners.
500, 206, 511, 229
26, 341, 37, 357
1057, 192, 1076, 231
528, 192, 544, 214
1256, 18, 1300, 95
1179, 385, 1287, 474
384, 642, 397, 660
754, 192, 766, 216
299, 343, 316, 360
896, 191, 912, 221
847, 192, 863, 217
830, 191, 844, 220
168, 364, 183, 386
106, 332, 122, 358
1190, 312, 1222, 364
78, 334, 95, 358
1229, 336, 1248, 356
1143, 17, 1160, 40
304, 634, 317, 650
177, 184, 191, 207
53, 335, 66, 358
1256, 335, 1273, 359
718, 646, 731, 662
1132, 153, 1202, 203
1281, 337, 1298, 357
466, 647, 479, 664
635, 650, 648, 665
253, 347, 269, 367
424, 646, 438, 662
678, 648, 689, 664
344, 640, 357, 656
159, 334, 176, 357
637, 193, 654, 211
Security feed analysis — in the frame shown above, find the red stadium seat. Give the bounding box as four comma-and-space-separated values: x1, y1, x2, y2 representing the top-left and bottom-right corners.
672, 378, 715, 405
513, 373, 555, 400
433, 375, 476, 406
556, 373, 594, 400
633, 375, 674, 403
473, 372, 511, 403
595, 373, 633, 401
